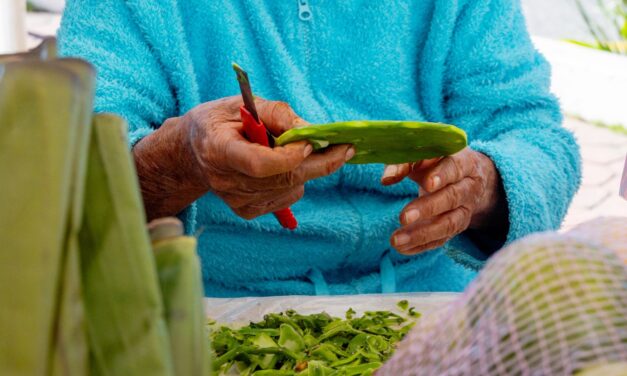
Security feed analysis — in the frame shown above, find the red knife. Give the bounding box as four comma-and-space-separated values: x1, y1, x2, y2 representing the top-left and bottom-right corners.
232, 63, 298, 230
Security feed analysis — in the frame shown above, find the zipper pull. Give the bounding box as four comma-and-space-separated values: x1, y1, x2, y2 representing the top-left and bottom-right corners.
298, 0, 313, 21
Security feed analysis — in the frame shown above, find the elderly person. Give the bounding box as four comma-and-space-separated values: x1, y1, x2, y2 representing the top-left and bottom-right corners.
59, 0, 580, 296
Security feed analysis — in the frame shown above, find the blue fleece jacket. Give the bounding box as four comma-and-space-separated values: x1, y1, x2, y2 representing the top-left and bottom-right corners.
59, 0, 581, 297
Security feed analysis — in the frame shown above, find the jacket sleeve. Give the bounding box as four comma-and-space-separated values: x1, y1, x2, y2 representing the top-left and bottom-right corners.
58, 0, 197, 233
58, 0, 177, 147
444, 0, 581, 244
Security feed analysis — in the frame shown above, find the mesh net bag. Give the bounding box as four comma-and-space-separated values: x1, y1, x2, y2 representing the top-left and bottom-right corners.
378, 217, 627, 376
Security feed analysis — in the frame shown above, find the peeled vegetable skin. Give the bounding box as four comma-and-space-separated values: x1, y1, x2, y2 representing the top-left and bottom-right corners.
78, 114, 173, 376
276, 120, 467, 164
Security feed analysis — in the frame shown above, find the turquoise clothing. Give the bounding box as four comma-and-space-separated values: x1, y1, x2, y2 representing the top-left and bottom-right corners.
59, 0, 581, 296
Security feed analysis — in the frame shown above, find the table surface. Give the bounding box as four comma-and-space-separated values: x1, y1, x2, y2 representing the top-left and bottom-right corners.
204, 292, 459, 323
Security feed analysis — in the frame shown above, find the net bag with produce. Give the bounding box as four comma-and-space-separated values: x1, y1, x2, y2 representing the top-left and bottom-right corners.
378, 217, 627, 376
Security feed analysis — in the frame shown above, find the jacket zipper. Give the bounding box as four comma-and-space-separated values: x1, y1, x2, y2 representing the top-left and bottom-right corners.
298, 0, 313, 21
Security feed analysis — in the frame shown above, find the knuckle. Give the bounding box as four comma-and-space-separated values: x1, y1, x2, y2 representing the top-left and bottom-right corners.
434, 238, 448, 247
407, 230, 424, 246
468, 156, 479, 175
443, 213, 457, 231
270, 101, 293, 121
458, 206, 472, 228
209, 176, 233, 192
244, 158, 266, 177
458, 204, 472, 218
225, 194, 248, 209
324, 160, 338, 176
236, 206, 260, 220
277, 171, 296, 188
292, 169, 306, 186
232, 207, 247, 219
451, 158, 465, 180
241, 212, 258, 220
272, 100, 290, 112
294, 186, 305, 201
445, 187, 459, 207
281, 187, 305, 208
452, 183, 466, 203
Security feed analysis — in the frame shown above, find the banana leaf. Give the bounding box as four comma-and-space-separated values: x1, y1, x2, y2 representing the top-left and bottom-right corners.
0, 60, 88, 375
49, 58, 96, 376
78, 114, 173, 376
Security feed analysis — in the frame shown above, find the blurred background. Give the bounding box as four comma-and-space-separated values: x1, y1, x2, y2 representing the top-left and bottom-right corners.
8, 0, 627, 228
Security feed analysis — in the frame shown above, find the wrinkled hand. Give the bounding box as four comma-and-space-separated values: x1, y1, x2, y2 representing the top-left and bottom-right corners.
381, 147, 506, 255
134, 96, 354, 221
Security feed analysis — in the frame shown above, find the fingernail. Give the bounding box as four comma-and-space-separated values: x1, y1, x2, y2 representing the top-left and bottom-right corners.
303, 144, 313, 157
431, 175, 441, 190
382, 165, 398, 180
403, 209, 420, 224
345, 147, 355, 161
393, 233, 410, 247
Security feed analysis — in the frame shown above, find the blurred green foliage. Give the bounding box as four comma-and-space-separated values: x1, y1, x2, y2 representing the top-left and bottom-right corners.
572, 0, 627, 54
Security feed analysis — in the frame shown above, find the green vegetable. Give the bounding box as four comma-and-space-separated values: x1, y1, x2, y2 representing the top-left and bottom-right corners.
276, 120, 467, 164
1, 43, 211, 375
396, 300, 409, 311
50, 58, 96, 376
150, 218, 211, 376
0, 59, 94, 375
78, 114, 173, 376
209, 304, 418, 375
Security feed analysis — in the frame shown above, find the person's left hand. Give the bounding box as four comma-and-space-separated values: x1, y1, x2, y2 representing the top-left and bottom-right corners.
381, 147, 506, 255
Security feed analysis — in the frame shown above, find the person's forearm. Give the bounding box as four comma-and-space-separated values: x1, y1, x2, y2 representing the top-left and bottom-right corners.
132, 116, 208, 221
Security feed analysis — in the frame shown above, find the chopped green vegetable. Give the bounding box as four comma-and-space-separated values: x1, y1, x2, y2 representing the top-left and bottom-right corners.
275, 120, 467, 164
397, 300, 409, 311
208, 304, 419, 375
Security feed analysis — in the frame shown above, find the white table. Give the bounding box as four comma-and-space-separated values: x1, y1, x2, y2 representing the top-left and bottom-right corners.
205, 293, 459, 323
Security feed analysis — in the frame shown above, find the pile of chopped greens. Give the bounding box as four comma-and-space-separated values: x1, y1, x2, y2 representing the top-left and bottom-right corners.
208, 300, 420, 375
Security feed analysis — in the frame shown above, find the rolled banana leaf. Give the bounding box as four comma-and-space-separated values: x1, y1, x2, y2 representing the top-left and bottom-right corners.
49, 59, 95, 376
50, 233, 89, 376
149, 218, 211, 376
276, 120, 467, 164
78, 114, 173, 376
0, 60, 88, 375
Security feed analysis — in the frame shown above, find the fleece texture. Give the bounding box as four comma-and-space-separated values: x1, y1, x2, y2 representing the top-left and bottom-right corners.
59, 0, 581, 297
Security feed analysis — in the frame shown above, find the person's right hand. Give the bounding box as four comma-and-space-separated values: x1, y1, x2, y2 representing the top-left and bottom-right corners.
133, 96, 354, 221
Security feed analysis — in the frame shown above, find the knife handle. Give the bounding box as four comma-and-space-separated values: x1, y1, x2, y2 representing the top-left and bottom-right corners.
240, 106, 298, 230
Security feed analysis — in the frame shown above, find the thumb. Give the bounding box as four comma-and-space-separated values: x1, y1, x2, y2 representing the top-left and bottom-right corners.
255, 99, 309, 136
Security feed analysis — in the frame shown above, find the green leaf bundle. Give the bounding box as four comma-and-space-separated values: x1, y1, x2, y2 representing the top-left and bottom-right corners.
78, 114, 173, 376
0, 59, 94, 376
150, 218, 211, 376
